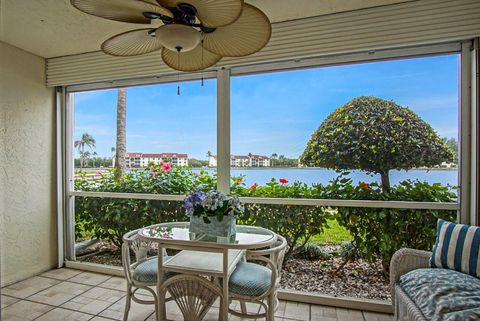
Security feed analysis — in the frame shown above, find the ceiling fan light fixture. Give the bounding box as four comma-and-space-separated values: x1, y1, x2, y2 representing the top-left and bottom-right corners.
155, 24, 201, 52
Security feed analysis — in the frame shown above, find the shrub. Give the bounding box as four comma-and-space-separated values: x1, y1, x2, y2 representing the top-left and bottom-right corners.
74, 164, 214, 246
296, 243, 330, 260
233, 178, 331, 259
324, 175, 457, 273
338, 241, 363, 262
75, 165, 456, 270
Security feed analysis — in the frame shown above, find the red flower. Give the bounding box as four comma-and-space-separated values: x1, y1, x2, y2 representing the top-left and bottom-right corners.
360, 181, 370, 189
250, 183, 258, 191
279, 178, 288, 184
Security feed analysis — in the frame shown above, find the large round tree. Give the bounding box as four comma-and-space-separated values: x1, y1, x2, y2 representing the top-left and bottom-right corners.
300, 96, 453, 191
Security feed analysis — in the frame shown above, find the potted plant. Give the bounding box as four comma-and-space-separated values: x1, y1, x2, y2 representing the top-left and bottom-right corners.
184, 190, 244, 238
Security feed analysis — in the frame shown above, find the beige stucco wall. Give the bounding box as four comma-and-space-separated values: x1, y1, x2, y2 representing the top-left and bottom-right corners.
0, 41, 57, 286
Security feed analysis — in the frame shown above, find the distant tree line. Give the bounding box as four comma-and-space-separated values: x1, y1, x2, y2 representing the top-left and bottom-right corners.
74, 157, 112, 168
443, 137, 458, 164
189, 158, 209, 168
270, 154, 299, 167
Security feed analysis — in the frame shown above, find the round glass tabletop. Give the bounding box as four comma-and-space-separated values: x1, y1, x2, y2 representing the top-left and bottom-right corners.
139, 222, 277, 249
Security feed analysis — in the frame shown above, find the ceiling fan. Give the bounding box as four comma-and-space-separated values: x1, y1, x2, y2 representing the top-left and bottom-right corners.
70, 0, 272, 72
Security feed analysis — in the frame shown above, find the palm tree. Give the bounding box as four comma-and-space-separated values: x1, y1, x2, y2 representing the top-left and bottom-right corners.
206, 150, 212, 159
114, 88, 127, 179
92, 151, 98, 168
80, 151, 91, 168
270, 153, 278, 167
75, 132, 96, 172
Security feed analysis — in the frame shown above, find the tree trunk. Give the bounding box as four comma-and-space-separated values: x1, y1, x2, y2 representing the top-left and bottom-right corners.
114, 88, 127, 179
380, 170, 390, 192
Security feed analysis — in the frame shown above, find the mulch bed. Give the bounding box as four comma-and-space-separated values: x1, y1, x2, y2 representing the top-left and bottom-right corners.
281, 257, 389, 300
77, 242, 390, 301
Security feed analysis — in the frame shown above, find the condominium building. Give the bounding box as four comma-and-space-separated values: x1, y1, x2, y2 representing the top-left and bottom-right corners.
209, 155, 271, 167
114, 152, 188, 168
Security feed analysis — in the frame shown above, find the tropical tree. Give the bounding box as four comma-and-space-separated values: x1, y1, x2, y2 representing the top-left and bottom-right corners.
92, 151, 98, 168
80, 151, 91, 168
206, 150, 212, 159
114, 88, 127, 179
270, 153, 278, 166
300, 96, 453, 191
444, 137, 458, 164
75, 132, 96, 172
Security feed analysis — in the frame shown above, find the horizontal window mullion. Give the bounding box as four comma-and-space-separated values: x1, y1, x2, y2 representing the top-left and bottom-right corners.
239, 197, 459, 210
69, 191, 459, 210
69, 191, 185, 201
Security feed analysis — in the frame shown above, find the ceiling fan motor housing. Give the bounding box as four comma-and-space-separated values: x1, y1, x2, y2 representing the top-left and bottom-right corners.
155, 24, 201, 52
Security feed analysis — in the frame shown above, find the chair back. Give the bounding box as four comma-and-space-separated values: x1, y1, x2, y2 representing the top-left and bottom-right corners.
161, 274, 222, 321
122, 228, 158, 285
246, 234, 288, 297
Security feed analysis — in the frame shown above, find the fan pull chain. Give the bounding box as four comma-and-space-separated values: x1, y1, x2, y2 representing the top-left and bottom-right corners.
201, 39, 204, 87
176, 47, 181, 95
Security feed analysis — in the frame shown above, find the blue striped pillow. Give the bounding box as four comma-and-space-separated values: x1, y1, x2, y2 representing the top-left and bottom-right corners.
430, 219, 480, 278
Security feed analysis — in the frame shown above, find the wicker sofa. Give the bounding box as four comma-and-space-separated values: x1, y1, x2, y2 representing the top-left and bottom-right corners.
390, 247, 480, 321
390, 248, 431, 321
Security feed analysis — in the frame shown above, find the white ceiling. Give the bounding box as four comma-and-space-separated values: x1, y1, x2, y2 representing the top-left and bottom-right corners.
0, 0, 414, 58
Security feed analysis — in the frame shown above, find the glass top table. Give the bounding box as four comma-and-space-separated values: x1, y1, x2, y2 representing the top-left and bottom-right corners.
139, 221, 277, 249
138, 222, 278, 321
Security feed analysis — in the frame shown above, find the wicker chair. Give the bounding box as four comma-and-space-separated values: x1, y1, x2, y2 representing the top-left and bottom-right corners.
160, 274, 223, 321
389, 248, 431, 321
227, 235, 287, 321
122, 229, 173, 321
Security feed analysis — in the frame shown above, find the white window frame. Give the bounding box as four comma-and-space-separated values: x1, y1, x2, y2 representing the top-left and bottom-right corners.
60, 41, 473, 262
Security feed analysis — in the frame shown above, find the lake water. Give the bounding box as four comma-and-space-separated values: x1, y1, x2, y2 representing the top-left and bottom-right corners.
193, 168, 458, 187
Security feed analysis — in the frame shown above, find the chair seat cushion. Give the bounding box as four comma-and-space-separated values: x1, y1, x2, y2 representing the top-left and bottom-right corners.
400, 268, 480, 321
229, 262, 271, 297
132, 256, 174, 283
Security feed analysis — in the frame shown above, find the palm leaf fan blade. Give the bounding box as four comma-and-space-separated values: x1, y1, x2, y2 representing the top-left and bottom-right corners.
71, 0, 172, 24
102, 29, 164, 56
156, 0, 243, 27
161, 45, 221, 72
202, 4, 271, 57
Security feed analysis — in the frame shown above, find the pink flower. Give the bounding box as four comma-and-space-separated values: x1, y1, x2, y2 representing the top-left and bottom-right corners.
162, 162, 172, 173
279, 178, 288, 184
96, 169, 102, 175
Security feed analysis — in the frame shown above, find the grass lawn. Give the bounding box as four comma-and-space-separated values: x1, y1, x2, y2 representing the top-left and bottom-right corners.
310, 219, 352, 245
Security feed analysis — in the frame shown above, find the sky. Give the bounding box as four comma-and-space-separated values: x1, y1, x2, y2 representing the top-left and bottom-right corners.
74, 54, 459, 159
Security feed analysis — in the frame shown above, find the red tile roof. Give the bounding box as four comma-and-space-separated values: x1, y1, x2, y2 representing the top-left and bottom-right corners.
126, 153, 188, 158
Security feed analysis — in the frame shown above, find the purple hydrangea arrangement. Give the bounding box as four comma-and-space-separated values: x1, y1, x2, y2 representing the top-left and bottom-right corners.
184, 190, 245, 223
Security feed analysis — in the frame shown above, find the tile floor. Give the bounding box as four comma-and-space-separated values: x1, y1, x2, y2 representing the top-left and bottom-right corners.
1, 268, 393, 321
